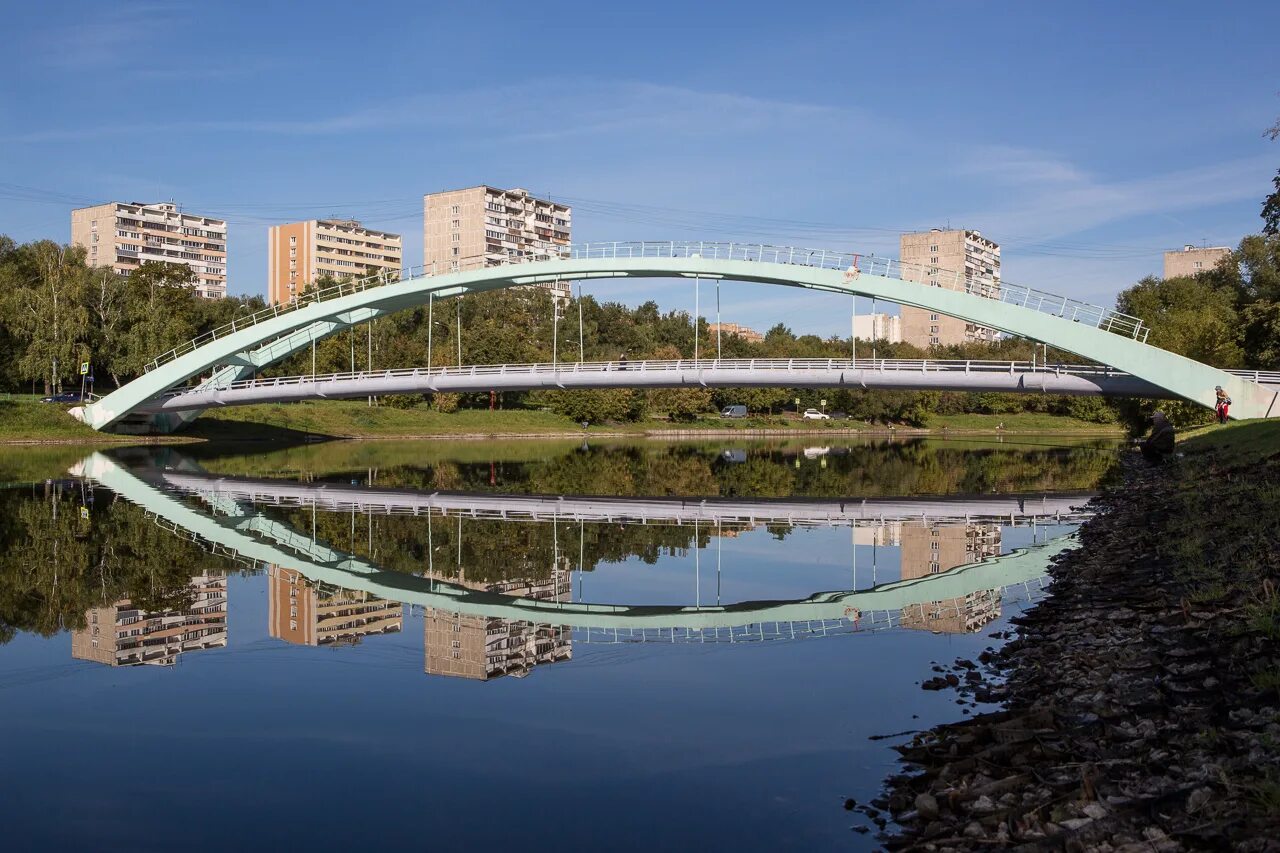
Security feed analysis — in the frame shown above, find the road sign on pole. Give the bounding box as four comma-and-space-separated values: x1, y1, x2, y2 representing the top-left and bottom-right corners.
80, 361, 89, 375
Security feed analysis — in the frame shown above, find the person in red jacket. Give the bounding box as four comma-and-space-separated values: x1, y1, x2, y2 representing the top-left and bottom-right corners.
1214, 386, 1231, 424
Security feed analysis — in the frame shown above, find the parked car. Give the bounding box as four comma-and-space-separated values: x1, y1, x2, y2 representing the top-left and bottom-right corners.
829, 411, 849, 420
720, 404, 748, 419
801, 408, 830, 421
40, 392, 84, 403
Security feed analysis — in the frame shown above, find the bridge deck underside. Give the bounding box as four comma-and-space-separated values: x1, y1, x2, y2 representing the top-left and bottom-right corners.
136, 361, 1188, 414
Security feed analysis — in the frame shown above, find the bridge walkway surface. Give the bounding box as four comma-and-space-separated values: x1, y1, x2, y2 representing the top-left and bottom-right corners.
135, 358, 1280, 414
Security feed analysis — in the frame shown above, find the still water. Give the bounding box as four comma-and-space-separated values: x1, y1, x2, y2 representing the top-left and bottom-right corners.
0, 437, 1116, 850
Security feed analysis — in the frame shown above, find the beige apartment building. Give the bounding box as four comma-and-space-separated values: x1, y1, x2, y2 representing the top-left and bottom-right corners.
899, 229, 1000, 348
70, 572, 229, 666
423, 185, 572, 306
424, 569, 572, 681
266, 219, 402, 305
71, 201, 227, 299
1163, 244, 1231, 279
897, 522, 1002, 634
267, 566, 403, 646
707, 322, 764, 344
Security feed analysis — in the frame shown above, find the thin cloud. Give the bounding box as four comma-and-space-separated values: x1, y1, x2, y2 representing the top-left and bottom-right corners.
5, 80, 864, 144
960, 153, 1272, 248
40, 3, 178, 71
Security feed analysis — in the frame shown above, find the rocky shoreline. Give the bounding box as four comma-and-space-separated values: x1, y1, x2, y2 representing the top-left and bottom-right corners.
867, 444, 1280, 850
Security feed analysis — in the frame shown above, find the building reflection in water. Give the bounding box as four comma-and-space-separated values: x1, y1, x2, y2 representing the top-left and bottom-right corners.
424, 564, 573, 681
898, 523, 1003, 634
70, 571, 228, 667
268, 566, 402, 646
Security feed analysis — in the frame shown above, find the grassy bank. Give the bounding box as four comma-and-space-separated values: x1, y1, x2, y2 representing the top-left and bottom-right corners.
0, 398, 1125, 444
195, 402, 1121, 439
0, 400, 152, 444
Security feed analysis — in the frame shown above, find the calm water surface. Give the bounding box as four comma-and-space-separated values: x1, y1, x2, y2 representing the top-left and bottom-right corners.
0, 436, 1116, 850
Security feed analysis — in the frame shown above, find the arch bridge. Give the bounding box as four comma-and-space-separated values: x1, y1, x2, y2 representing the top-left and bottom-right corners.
72, 242, 1280, 432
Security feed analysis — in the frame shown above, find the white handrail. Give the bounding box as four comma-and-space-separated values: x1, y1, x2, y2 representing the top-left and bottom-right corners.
161, 357, 1276, 399
143, 241, 1153, 374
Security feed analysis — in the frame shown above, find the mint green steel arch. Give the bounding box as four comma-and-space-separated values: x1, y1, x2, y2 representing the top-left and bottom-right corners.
76, 249, 1279, 431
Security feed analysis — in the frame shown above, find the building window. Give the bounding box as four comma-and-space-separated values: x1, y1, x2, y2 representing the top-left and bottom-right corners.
452, 247, 459, 256
929, 313, 939, 321
452, 233, 460, 242
930, 244, 938, 252
451, 205, 460, 215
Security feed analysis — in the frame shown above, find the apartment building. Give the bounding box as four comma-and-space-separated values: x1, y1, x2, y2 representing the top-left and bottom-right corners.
70, 572, 229, 666
899, 229, 1000, 348
853, 522, 902, 547
897, 523, 1002, 634
71, 202, 227, 299
853, 313, 903, 344
266, 219, 402, 305
424, 569, 572, 681
423, 186, 572, 307
707, 322, 764, 344
1163, 244, 1231, 279
267, 566, 403, 646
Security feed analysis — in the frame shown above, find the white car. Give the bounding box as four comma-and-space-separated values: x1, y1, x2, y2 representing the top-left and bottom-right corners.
801, 408, 830, 421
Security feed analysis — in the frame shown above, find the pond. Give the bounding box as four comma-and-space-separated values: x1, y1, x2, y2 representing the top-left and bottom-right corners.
0, 436, 1117, 850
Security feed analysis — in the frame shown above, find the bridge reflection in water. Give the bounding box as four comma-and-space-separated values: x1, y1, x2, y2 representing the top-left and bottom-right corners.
68, 452, 1088, 681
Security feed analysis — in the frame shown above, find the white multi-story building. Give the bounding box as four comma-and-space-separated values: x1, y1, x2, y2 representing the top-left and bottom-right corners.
71, 202, 227, 299
853, 313, 902, 344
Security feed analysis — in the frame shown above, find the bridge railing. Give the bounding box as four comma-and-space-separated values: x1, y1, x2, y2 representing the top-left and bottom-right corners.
163, 357, 1177, 396
140, 240, 1150, 376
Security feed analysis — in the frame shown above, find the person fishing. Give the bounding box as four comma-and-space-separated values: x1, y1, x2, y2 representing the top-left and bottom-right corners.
1139, 410, 1176, 465
1214, 385, 1231, 424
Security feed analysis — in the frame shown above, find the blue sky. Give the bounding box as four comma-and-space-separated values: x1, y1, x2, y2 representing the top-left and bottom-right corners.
2, 0, 1277, 337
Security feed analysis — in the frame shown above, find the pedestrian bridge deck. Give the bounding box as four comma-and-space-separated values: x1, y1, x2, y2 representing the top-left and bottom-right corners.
129, 358, 1280, 414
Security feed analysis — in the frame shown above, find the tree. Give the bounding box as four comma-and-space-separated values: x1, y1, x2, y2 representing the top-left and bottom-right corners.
85, 265, 127, 387
1264, 116, 1280, 236
1263, 171, 1280, 237
1115, 275, 1243, 367
116, 262, 201, 378
646, 387, 714, 421
1, 240, 92, 394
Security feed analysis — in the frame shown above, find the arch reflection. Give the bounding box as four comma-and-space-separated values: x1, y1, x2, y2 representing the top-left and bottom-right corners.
59, 451, 1086, 680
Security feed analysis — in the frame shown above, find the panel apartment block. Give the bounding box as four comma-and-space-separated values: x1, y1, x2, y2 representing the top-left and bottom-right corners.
423, 570, 572, 681
71, 201, 227, 299
267, 566, 403, 645
1163, 245, 1231, 279
266, 219, 402, 305
899, 229, 1000, 348
897, 523, 1002, 634
423, 185, 572, 307
70, 572, 229, 666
